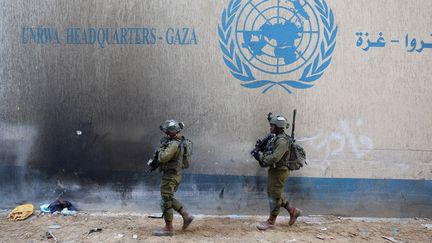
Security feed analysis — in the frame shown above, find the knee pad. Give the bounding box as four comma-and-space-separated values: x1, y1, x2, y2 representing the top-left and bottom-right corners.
161, 197, 173, 211
268, 196, 282, 208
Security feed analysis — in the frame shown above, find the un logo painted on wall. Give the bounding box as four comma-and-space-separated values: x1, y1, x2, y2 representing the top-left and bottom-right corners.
219, 0, 337, 93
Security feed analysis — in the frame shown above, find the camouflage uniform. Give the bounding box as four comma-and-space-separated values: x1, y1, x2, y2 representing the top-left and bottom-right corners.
152, 119, 194, 237
254, 114, 301, 230
158, 136, 183, 222
261, 133, 291, 217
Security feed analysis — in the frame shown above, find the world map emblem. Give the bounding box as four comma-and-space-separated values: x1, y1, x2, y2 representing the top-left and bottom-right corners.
219, 0, 337, 93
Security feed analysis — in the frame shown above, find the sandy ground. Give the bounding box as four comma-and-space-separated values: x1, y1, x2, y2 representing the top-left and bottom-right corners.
1, 211, 431, 243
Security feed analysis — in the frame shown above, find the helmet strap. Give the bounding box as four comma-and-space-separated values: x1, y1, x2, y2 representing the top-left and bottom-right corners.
275, 127, 285, 134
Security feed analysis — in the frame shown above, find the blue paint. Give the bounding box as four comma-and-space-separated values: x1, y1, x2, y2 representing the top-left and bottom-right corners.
219, 0, 337, 93
180, 173, 432, 217
182, 173, 431, 203
0, 165, 430, 217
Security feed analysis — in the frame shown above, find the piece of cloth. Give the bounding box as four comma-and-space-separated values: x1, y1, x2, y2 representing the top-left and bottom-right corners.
7, 204, 34, 221
40, 204, 51, 213
48, 199, 77, 213
61, 208, 77, 216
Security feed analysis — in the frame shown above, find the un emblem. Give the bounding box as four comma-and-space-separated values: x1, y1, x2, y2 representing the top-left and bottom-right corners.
219, 0, 337, 93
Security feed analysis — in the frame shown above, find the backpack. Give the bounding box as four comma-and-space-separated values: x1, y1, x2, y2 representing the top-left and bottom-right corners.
287, 142, 307, 171
181, 138, 193, 169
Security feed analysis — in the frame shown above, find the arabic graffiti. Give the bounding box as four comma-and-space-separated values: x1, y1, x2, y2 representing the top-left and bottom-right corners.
355, 32, 432, 53
298, 118, 374, 163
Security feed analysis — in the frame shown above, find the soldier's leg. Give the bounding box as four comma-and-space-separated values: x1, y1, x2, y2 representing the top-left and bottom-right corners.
273, 168, 301, 226
172, 198, 182, 212
283, 201, 301, 226
267, 167, 290, 216
161, 176, 177, 222
257, 167, 289, 230
153, 174, 177, 236
171, 174, 194, 230
171, 174, 183, 212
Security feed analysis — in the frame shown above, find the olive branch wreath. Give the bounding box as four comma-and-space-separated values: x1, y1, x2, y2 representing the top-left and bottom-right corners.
218, 0, 337, 93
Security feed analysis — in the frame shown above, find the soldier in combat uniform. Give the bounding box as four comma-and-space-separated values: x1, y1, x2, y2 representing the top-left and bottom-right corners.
151, 120, 194, 236
251, 114, 301, 230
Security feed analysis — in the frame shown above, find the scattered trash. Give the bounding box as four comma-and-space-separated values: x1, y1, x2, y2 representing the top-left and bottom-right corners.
61, 208, 77, 216
48, 199, 78, 213
46, 231, 57, 241
316, 234, 325, 240
48, 224, 61, 229
7, 204, 34, 221
391, 227, 400, 237
40, 204, 51, 213
115, 233, 124, 239
133, 234, 138, 239
320, 227, 328, 231
422, 224, 432, 230
76, 130, 82, 135
382, 236, 402, 243
285, 240, 296, 242
87, 228, 102, 236
315, 234, 334, 240
148, 214, 164, 219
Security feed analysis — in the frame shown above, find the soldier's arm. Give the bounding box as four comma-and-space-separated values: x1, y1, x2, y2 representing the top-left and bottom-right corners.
261, 138, 289, 166
158, 141, 179, 163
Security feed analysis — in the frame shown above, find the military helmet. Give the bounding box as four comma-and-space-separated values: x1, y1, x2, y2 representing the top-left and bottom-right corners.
160, 120, 184, 133
268, 114, 288, 129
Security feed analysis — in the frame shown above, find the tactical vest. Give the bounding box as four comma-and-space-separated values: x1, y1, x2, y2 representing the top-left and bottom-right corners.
266, 133, 291, 168
269, 133, 306, 170
159, 137, 193, 172
181, 138, 193, 169
287, 142, 306, 170
270, 134, 306, 171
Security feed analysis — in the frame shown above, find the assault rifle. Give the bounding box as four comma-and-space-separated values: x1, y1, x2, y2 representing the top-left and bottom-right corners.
143, 140, 171, 220
288, 109, 307, 168
251, 133, 274, 167
145, 150, 160, 173
291, 109, 296, 141
144, 138, 170, 174
145, 151, 166, 219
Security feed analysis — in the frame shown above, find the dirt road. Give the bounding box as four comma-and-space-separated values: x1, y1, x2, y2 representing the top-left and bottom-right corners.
1, 211, 431, 242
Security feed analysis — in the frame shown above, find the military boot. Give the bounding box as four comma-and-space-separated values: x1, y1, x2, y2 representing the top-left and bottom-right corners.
284, 203, 301, 226
153, 220, 175, 236
256, 215, 277, 230
178, 207, 194, 230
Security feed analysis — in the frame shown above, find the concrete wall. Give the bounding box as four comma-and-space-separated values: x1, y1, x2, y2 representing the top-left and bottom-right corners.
0, 0, 431, 217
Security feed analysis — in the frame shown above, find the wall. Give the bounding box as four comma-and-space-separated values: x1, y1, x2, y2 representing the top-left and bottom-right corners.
0, 0, 431, 217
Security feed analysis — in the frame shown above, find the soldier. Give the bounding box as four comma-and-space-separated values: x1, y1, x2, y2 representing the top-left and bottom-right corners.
151, 120, 194, 236
251, 113, 301, 230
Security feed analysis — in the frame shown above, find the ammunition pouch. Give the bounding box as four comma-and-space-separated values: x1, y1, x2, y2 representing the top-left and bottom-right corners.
286, 143, 306, 171
159, 140, 185, 173
273, 138, 306, 170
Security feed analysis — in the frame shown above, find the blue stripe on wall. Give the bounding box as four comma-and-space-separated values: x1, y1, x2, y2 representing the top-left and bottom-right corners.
178, 173, 432, 217
0, 165, 431, 217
